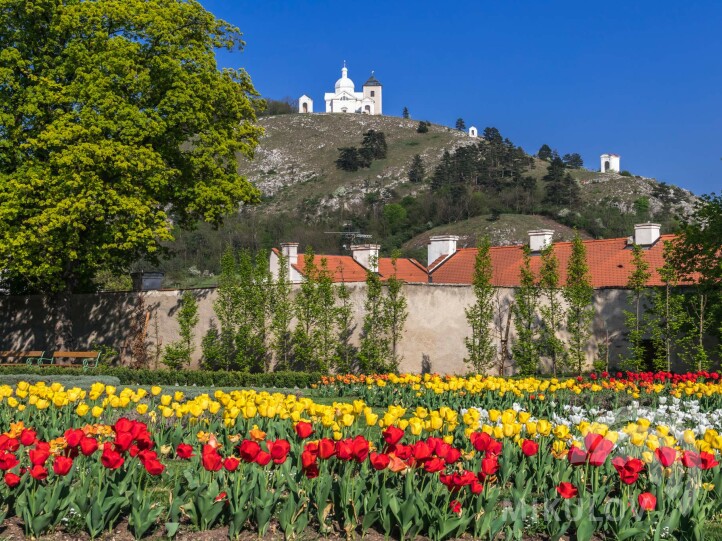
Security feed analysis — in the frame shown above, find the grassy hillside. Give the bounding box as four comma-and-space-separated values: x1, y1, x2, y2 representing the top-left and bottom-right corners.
133, 113, 698, 289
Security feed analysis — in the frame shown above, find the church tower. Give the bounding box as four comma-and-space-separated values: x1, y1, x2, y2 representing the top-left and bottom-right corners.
363, 71, 382, 115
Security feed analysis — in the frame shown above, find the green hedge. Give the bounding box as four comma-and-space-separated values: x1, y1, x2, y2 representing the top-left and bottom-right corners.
0, 367, 322, 388
0, 375, 121, 388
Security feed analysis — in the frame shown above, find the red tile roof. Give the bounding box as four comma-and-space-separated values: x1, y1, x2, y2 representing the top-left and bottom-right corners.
289, 252, 428, 283
430, 234, 690, 288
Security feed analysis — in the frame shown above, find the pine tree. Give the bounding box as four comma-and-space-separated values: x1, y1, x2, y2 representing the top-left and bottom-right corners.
512, 246, 540, 375
408, 154, 425, 183
538, 244, 566, 376
362, 130, 388, 159
537, 144, 553, 161
622, 243, 651, 370
455, 118, 466, 131
384, 253, 408, 370
416, 121, 429, 134
402, 106, 410, 119
464, 238, 496, 373
562, 153, 584, 168
563, 234, 594, 375
336, 147, 361, 171
163, 291, 199, 370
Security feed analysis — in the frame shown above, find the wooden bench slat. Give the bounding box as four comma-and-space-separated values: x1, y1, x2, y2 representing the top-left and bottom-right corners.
0, 351, 44, 357
52, 351, 99, 358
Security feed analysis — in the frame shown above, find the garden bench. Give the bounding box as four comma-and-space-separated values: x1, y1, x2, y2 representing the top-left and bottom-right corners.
0, 350, 46, 366
46, 351, 102, 370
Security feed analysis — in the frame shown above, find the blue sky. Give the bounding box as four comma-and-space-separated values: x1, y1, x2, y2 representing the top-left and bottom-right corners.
200, 1, 721, 196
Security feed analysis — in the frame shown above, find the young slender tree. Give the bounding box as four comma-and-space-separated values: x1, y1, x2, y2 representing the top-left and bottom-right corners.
464, 238, 496, 373
455, 118, 466, 131
163, 291, 199, 370
538, 244, 566, 376
333, 266, 357, 373
402, 106, 410, 119
359, 257, 390, 373
314, 258, 340, 372
384, 253, 409, 371
512, 246, 540, 375
408, 154, 426, 183
564, 234, 594, 375
292, 248, 324, 371
271, 252, 294, 371
622, 243, 651, 371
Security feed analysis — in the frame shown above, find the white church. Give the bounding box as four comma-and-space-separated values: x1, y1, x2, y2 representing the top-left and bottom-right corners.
298, 63, 383, 115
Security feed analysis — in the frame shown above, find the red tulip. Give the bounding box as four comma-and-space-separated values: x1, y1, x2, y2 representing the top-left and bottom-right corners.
301, 449, 317, 469
449, 500, 462, 514
369, 452, 390, 470
214, 491, 228, 503
382, 426, 404, 446
638, 492, 656, 511
412, 441, 432, 462
470, 480, 483, 494
144, 459, 165, 476
52, 456, 73, 476
80, 437, 98, 456
318, 438, 336, 460
64, 429, 84, 448
4, 472, 20, 487
655, 447, 676, 467
470, 432, 492, 452
101, 447, 124, 470
114, 417, 133, 434
0, 452, 19, 471
19, 429, 37, 447
303, 463, 319, 478
255, 451, 272, 466
29, 448, 50, 466
294, 422, 314, 439
336, 439, 353, 461
423, 457, 445, 473
393, 444, 412, 460
352, 435, 370, 462
267, 439, 291, 464
201, 446, 222, 472
521, 439, 539, 457
176, 443, 194, 459
480, 456, 499, 478
238, 440, 261, 462
556, 482, 578, 499
445, 447, 461, 464
567, 446, 587, 466
700, 451, 719, 470
612, 456, 644, 485
224, 456, 240, 472
29, 465, 48, 481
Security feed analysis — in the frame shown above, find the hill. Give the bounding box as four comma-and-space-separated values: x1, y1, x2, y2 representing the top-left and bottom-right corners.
143, 113, 698, 288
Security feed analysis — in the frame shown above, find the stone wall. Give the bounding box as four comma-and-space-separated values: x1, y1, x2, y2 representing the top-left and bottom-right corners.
0, 284, 692, 373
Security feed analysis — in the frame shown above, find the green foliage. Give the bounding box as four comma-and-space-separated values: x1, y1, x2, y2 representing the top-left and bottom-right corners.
163, 292, 199, 370
336, 147, 362, 171
622, 244, 652, 371
464, 238, 496, 373
271, 252, 294, 371
537, 144, 553, 161
455, 118, 466, 131
512, 246, 540, 375
336, 130, 387, 171
333, 277, 357, 373
562, 153, 584, 168
416, 121, 430, 133
259, 97, 296, 116
384, 254, 409, 370
0, 0, 263, 294
543, 157, 580, 208
361, 130, 388, 160
402, 107, 410, 119
563, 234, 594, 375
538, 244, 567, 376
407, 154, 426, 183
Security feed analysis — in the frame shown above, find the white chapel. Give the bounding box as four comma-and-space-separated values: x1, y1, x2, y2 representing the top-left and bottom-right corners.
298, 63, 383, 115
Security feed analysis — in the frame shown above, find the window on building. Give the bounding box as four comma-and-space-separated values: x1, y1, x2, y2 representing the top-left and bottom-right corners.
370, 91, 375, 97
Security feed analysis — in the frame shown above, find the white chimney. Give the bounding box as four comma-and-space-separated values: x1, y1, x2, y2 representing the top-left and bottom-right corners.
427, 235, 459, 266
528, 230, 554, 252
633, 223, 661, 246
351, 244, 380, 272
279, 242, 299, 280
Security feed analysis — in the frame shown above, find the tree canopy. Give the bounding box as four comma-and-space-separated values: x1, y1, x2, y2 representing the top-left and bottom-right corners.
0, 0, 264, 294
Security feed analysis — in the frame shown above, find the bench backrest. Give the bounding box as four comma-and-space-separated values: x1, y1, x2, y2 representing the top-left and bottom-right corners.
0, 351, 44, 358
52, 351, 100, 359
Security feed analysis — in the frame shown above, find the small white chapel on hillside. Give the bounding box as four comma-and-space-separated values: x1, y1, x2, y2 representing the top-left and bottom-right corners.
298, 62, 383, 115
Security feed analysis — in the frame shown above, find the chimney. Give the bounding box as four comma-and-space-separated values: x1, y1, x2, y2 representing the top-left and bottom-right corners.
427, 235, 459, 266
633, 223, 661, 246
279, 242, 299, 280
528, 230, 554, 252
351, 244, 380, 272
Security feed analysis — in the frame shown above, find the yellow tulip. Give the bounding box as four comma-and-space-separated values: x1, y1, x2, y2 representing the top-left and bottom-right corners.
151, 386, 162, 396
91, 406, 104, 418
136, 404, 148, 415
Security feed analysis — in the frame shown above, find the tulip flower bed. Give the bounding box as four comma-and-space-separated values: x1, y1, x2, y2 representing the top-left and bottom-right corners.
1, 377, 722, 540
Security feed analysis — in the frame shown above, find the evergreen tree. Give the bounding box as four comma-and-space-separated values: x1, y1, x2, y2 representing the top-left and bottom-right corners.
537, 144, 553, 161
384, 254, 409, 370
464, 238, 496, 373
271, 251, 293, 371
512, 246, 540, 375
562, 153, 584, 168
563, 234, 594, 375
482, 127, 503, 144
336, 147, 361, 171
408, 154, 426, 183
455, 118, 466, 131
362, 130, 388, 160
622, 243, 651, 370
417, 121, 429, 133
359, 257, 390, 373
163, 291, 199, 370
402, 107, 410, 119
538, 244, 566, 376
543, 157, 580, 207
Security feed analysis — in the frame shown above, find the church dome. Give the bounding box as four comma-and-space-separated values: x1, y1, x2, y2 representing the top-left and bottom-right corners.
335, 65, 355, 93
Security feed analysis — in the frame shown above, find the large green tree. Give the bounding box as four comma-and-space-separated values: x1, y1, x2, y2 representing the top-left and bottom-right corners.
0, 0, 263, 343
